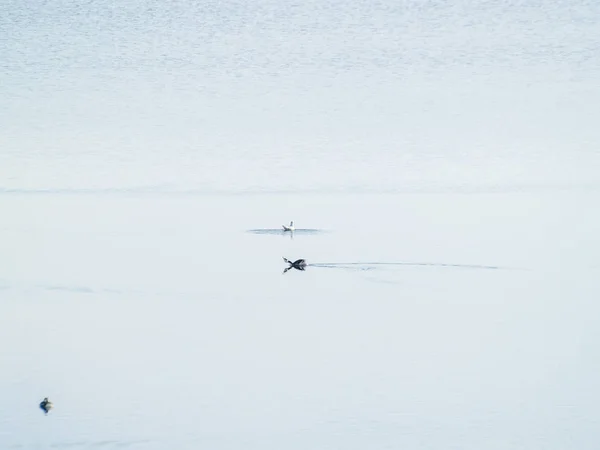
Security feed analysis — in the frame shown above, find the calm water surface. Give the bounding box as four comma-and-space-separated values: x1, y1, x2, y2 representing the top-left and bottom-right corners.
1, 192, 599, 449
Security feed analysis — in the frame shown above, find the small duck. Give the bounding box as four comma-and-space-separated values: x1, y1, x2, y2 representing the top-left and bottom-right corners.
40, 397, 53, 414
282, 221, 295, 232
283, 257, 307, 273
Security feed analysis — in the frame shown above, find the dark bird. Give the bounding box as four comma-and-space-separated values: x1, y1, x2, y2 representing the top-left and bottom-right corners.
40, 397, 53, 414
283, 257, 307, 273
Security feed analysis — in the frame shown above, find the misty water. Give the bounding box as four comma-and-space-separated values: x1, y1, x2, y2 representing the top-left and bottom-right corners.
1, 0, 599, 449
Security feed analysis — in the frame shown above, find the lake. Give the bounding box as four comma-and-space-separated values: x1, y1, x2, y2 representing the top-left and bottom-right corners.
1, 0, 599, 448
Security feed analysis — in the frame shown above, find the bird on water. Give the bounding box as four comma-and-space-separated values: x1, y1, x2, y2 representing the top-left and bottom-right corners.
283, 257, 307, 273
40, 397, 53, 414
282, 221, 295, 231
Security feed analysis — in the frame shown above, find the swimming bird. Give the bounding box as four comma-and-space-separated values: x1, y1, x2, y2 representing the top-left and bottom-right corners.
40, 397, 53, 414
283, 257, 307, 273
282, 221, 295, 232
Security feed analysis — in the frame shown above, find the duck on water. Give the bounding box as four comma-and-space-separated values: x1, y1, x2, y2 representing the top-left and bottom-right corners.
40, 397, 53, 414
283, 257, 307, 273
282, 221, 295, 231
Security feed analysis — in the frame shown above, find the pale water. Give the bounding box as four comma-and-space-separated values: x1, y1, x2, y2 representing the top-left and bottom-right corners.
1, 0, 599, 448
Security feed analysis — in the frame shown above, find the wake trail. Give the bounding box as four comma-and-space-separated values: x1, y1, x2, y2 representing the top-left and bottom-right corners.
309, 261, 507, 270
